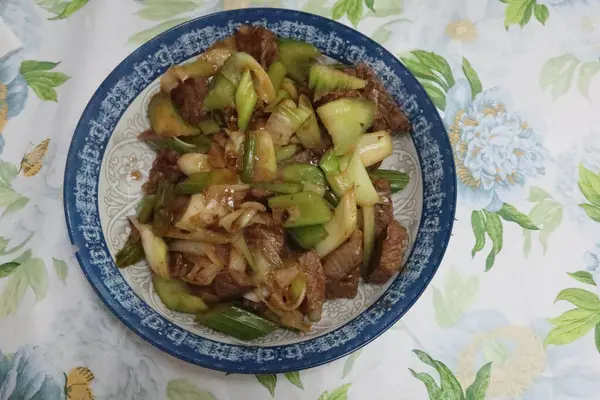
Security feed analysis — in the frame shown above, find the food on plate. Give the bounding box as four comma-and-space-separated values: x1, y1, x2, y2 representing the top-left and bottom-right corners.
114, 25, 412, 340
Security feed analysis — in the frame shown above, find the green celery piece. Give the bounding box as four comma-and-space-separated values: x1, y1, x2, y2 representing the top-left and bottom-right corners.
268, 61, 287, 91
288, 225, 329, 249
203, 74, 236, 111
235, 69, 258, 132
176, 169, 238, 194
279, 163, 327, 187
196, 304, 278, 341
277, 38, 321, 82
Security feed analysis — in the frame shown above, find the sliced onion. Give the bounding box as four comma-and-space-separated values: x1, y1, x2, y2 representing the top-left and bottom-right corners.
232, 208, 258, 231
169, 240, 206, 255
274, 266, 299, 289
229, 247, 247, 273
240, 201, 267, 212
219, 209, 246, 232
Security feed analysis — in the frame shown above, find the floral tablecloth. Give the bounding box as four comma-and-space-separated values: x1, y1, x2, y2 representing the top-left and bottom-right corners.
1, 0, 600, 399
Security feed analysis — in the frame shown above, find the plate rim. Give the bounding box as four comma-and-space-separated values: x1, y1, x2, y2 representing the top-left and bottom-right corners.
63, 7, 457, 374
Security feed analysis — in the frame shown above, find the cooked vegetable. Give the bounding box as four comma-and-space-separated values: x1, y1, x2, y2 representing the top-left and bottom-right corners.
148, 92, 200, 137
265, 89, 292, 113
277, 38, 321, 82
130, 217, 170, 278
275, 144, 299, 162
308, 64, 367, 99
315, 188, 358, 258
281, 78, 298, 100
268, 192, 332, 228
175, 194, 206, 231
220, 52, 276, 103
143, 136, 197, 154
231, 233, 259, 276
317, 98, 376, 155
153, 275, 208, 313
296, 94, 323, 149
357, 131, 393, 167
235, 69, 258, 131
166, 228, 230, 244
345, 150, 380, 206
267, 60, 287, 91
198, 118, 221, 135
160, 59, 216, 92
368, 169, 410, 193
279, 163, 326, 188
362, 205, 375, 272
176, 169, 238, 194
265, 102, 310, 145
323, 191, 339, 208
196, 304, 278, 340
137, 195, 156, 224
181, 134, 212, 153
177, 153, 212, 176
242, 132, 256, 183
319, 150, 352, 198
252, 182, 303, 194
114, 234, 145, 268
153, 182, 175, 236
254, 130, 277, 181
288, 225, 329, 249
202, 75, 236, 111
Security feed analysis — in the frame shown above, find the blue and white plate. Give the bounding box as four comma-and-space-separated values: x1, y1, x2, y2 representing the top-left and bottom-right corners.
63, 8, 456, 373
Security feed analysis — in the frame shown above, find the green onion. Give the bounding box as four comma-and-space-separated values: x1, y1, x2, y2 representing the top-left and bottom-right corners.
275, 144, 299, 163
368, 169, 410, 193
268, 61, 287, 91
287, 225, 329, 249
252, 182, 303, 194
235, 69, 258, 132
268, 192, 332, 228
176, 169, 238, 194
242, 132, 257, 183
279, 163, 326, 187
196, 304, 278, 341
152, 182, 175, 236
136, 195, 156, 224
203, 74, 236, 111
114, 234, 145, 268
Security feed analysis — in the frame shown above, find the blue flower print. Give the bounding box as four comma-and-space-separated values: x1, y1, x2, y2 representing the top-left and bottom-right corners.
444, 79, 545, 211
0, 345, 65, 400
0, 53, 29, 132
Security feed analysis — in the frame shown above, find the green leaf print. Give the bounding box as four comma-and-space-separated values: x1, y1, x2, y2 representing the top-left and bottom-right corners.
23, 258, 48, 303
256, 374, 277, 397
503, 0, 542, 28
433, 268, 479, 328
580, 204, 600, 222
1, 196, 29, 219
496, 203, 539, 230
595, 323, 600, 353
365, 0, 375, 12
35, 0, 70, 15
346, 0, 364, 27
166, 379, 217, 400
128, 18, 190, 45
137, 0, 199, 21
341, 349, 362, 378
461, 58, 482, 99
568, 271, 596, 286
523, 187, 563, 256
577, 61, 600, 99
19, 60, 70, 102
52, 258, 68, 283
0, 186, 22, 208
365, 0, 403, 17
540, 54, 580, 99
411, 350, 492, 399
0, 262, 19, 279
555, 288, 600, 310
48, 0, 89, 20
284, 371, 303, 390
332, 0, 348, 20
0, 267, 28, 318
0, 235, 32, 257
533, 4, 549, 25
483, 211, 503, 271
318, 384, 351, 400
464, 363, 492, 400
546, 307, 600, 346
578, 164, 600, 205
471, 210, 486, 258
0, 161, 18, 187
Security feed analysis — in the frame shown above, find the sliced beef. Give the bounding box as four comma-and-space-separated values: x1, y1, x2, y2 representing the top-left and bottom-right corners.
247, 187, 274, 202
298, 250, 326, 322
246, 224, 285, 268
323, 230, 363, 280
326, 273, 359, 299
210, 268, 253, 300
351, 63, 411, 133
168, 251, 194, 278
222, 106, 239, 131
235, 25, 278, 69
368, 219, 408, 284
170, 77, 209, 125
143, 148, 184, 194
373, 179, 394, 237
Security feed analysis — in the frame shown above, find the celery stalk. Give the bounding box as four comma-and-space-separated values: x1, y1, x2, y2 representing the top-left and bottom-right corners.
235, 69, 258, 132
308, 64, 367, 99
203, 74, 236, 111
279, 163, 326, 188
296, 94, 323, 149
277, 39, 321, 82
242, 132, 257, 183
176, 169, 238, 194
356, 131, 393, 167
315, 188, 358, 258
288, 225, 329, 249
345, 150, 380, 206
268, 61, 287, 91
275, 144, 299, 162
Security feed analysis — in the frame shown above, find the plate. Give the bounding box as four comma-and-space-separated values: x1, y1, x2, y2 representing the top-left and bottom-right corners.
63, 8, 456, 373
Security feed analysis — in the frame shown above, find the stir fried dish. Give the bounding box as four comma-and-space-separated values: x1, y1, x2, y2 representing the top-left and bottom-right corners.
115, 25, 412, 340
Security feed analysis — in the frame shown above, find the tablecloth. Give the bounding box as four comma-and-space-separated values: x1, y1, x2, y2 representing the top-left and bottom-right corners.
1, 0, 600, 399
